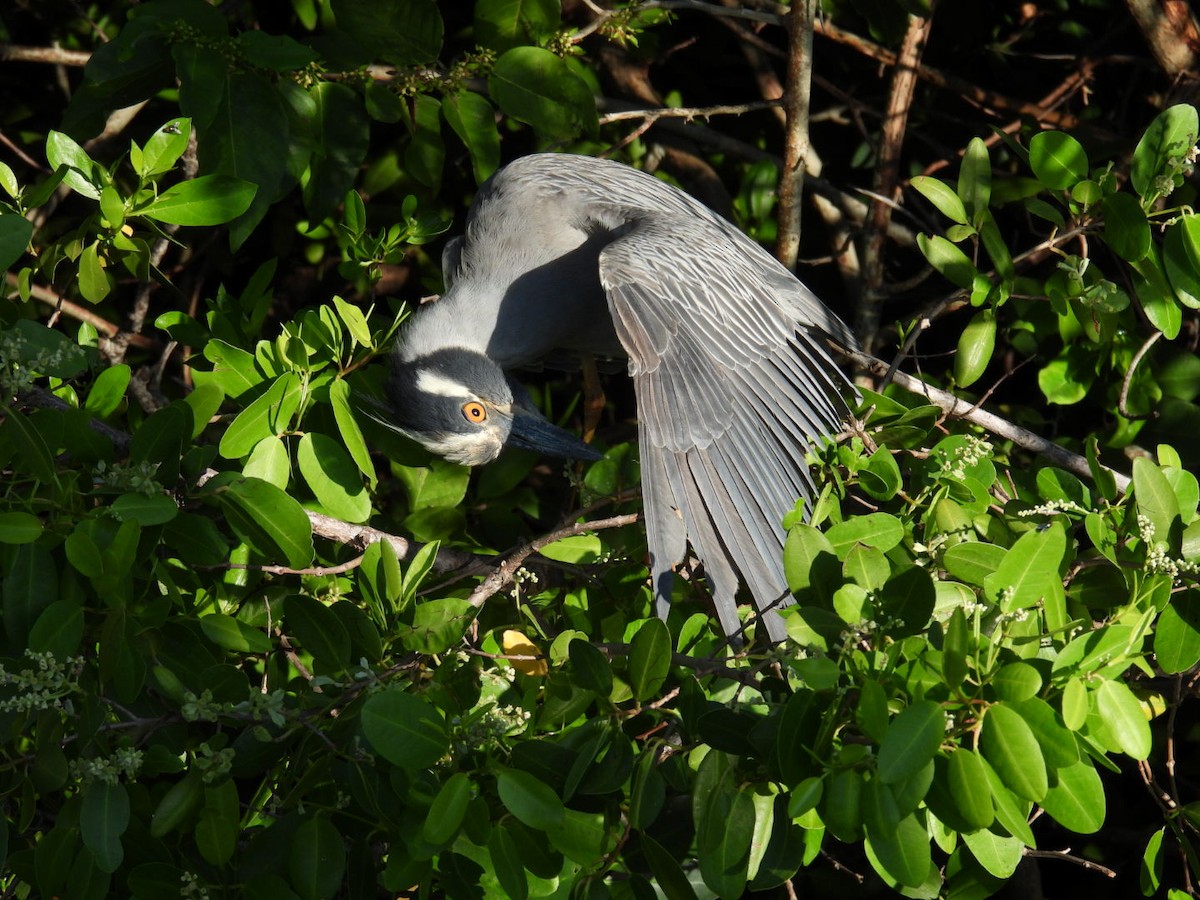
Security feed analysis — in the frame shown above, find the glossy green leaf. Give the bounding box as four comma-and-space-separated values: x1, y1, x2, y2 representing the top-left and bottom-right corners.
981, 702, 1047, 802
640, 832, 699, 900
538, 533, 602, 564
783, 523, 837, 593
288, 816, 345, 900
196, 781, 239, 867
628, 616, 671, 701
942, 542, 1005, 587
45, 130, 102, 199
423, 773, 472, 845
984, 522, 1065, 612
912, 175, 970, 225
978, 755, 1035, 846
0, 511, 43, 545
860, 445, 903, 500
361, 690, 449, 772
1101, 192, 1151, 261
1133, 457, 1180, 549
959, 137, 991, 224
630, 750, 666, 829
877, 566, 936, 637
1010, 697, 1078, 769
1041, 758, 1105, 834
1029, 131, 1089, 190
242, 435, 290, 488
917, 233, 977, 289
1061, 678, 1089, 731
855, 679, 889, 744
204, 339, 264, 398
864, 811, 931, 889
200, 613, 273, 654
285, 594, 351, 673
1141, 827, 1165, 896
1163, 214, 1200, 309
330, 380, 375, 484
1093, 680, 1151, 760
219, 477, 314, 568
1130, 103, 1199, 199
877, 700, 944, 785
497, 768, 565, 831
110, 492, 178, 526
29, 598, 84, 658
955, 308, 996, 388
80, 781, 129, 873
487, 824, 528, 900
443, 90, 501, 184
992, 662, 1041, 702
962, 828, 1022, 879
825, 513, 904, 556
84, 365, 130, 419
488, 47, 597, 140
1155, 590, 1200, 674
141, 174, 257, 225
78, 240, 111, 303
331, 0, 443, 65
947, 749, 993, 831
138, 117, 191, 177
0, 213, 31, 274
297, 432, 371, 523
696, 771, 755, 898
569, 638, 613, 697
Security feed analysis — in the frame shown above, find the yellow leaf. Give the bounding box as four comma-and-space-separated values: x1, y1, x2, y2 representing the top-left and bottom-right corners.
502, 629, 548, 677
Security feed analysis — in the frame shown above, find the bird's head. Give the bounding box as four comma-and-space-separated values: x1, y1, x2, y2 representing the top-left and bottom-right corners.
385, 347, 601, 467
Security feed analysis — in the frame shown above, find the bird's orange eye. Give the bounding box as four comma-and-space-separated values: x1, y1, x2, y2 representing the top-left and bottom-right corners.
462, 401, 488, 423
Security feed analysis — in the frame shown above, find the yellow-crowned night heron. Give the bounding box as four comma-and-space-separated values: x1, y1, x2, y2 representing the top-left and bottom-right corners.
385, 153, 854, 641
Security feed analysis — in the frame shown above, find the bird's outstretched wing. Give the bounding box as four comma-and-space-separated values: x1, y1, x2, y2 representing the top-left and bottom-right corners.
597, 213, 851, 641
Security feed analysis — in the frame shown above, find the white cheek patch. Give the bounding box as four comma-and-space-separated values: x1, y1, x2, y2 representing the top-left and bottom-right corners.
416, 369, 473, 399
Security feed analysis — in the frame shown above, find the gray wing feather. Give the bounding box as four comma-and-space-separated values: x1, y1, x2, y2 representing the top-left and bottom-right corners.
600, 214, 851, 641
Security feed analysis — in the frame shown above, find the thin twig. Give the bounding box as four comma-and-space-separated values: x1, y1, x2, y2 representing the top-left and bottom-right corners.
467, 513, 639, 608
6, 273, 159, 351
1118, 329, 1163, 420
842, 345, 1132, 494
598, 99, 781, 124
1025, 848, 1117, 878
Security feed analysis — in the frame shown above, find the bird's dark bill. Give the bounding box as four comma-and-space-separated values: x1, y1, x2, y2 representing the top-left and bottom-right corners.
507, 409, 602, 461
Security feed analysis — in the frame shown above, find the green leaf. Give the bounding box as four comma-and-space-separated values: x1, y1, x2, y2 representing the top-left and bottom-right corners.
110, 492, 179, 526
981, 702, 1048, 802
783, 523, 837, 593
912, 175, 970, 225
942, 541, 1006, 587
0, 510, 44, 545
199, 613, 273, 654
640, 832, 700, 900
1029, 131, 1089, 190
855, 679, 889, 744
1010, 697, 1078, 770
196, 781, 239, 867
497, 768, 565, 831
219, 373, 303, 459
859, 446, 903, 500
331, 380, 375, 483
488, 825, 529, 900
942, 607, 969, 691
285, 594, 351, 673
697, 781, 755, 898
984, 521, 1065, 612
877, 566, 935, 636
45, 130, 102, 199
243, 435, 290, 488
917, 233, 977, 289
304, 82, 372, 220
204, 339, 264, 398
423, 773, 472, 845
361, 690, 449, 772
475, 0, 560, 51
1155, 590, 1200, 674
979, 755, 1036, 846
962, 828, 1023, 879
877, 700, 944, 785
1040, 759, 1105, 834
1131, 103, 1199, 199
1093, 680, 1151, 759
2, 542, 57, 647
78, 240, 112, 303
218, 476, 314, 568
443, 91, 501, 183
138, 117, 191, 178
331, 0, 444, 65
948, 749, 994, 831
297, 432, 371, 524
288, 816, 345, 900
825, 513, 904, 556
80, 781, 129, 873
538, 533, 602, 564
569, 638, 614, 697
0, 213, 33, 273
1141, 827, 1165, 896
1061, 678, 1089, 731
84, 365, 130, 419
488, 47, 597, 140
955, 308, 996, 388
141, 174, 256, 225
864, 812, 931, 889
149, 772, 204, 839
1163, 214, 1200, 309
1133, 456, 1180, 549
29, 598, 83, 658
959, 137, 992, 224
628, 617, 671, 701
1101, 192, 1151, 261
992, 662, 1041, 702
403, 596, 474, 654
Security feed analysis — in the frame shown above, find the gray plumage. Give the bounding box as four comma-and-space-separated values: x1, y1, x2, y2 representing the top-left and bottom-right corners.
388, 153, 854, 642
